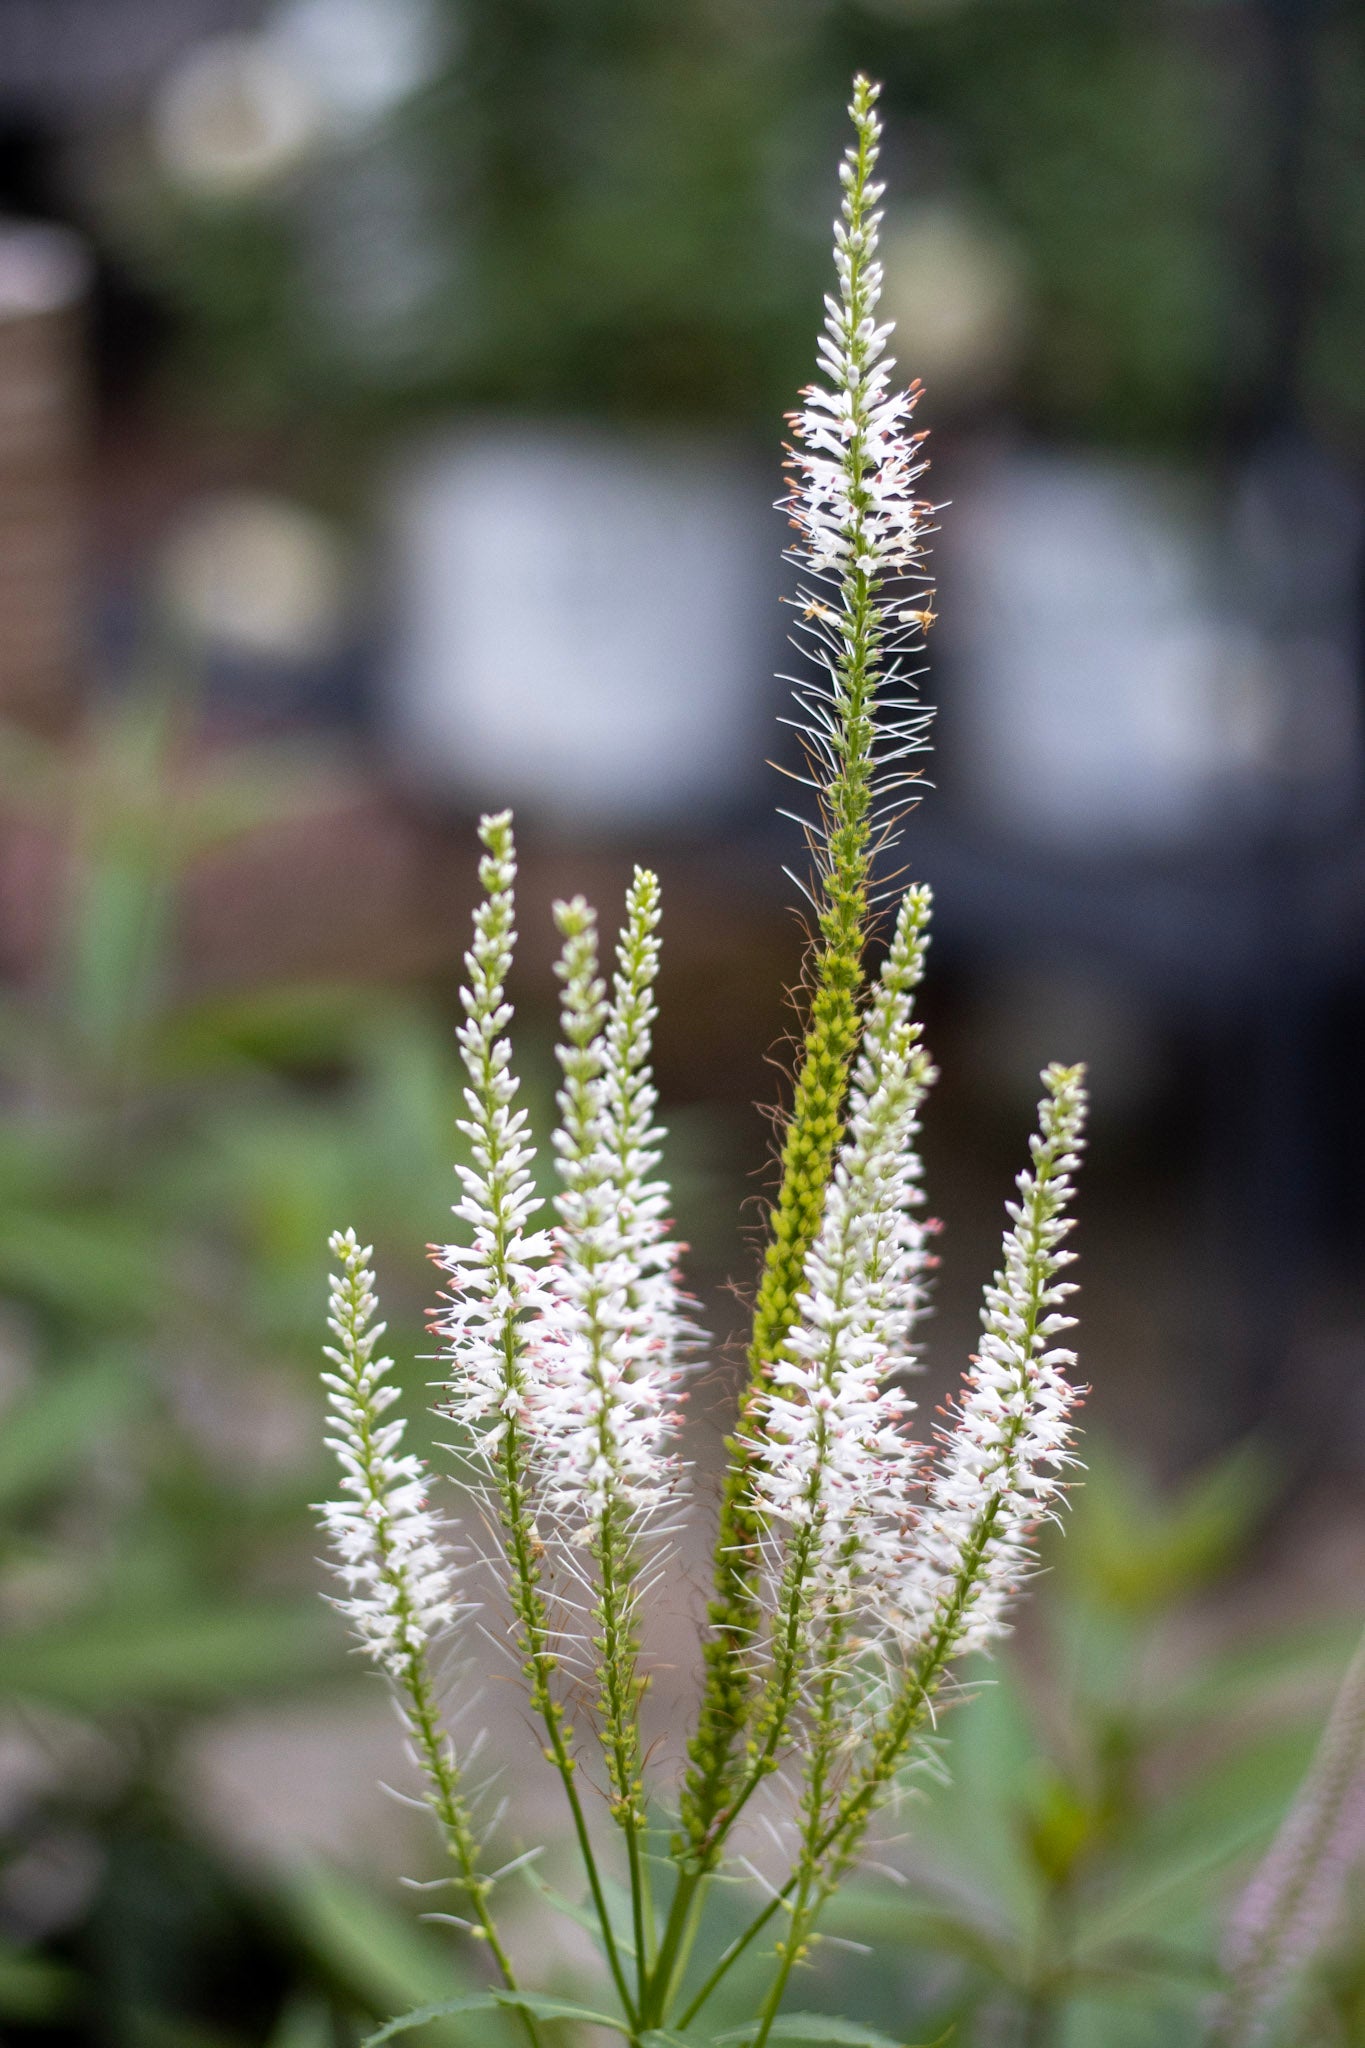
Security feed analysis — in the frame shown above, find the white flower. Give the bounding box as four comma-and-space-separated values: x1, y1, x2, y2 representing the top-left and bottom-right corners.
779, 78, 936, 891
531, 881, 687, 1541
897, 1063, 1087, 1657
599, 867, 693, 1390
433, 811, 554, 1455
316, 1229, 457, 1679
751, 885, 935, 1618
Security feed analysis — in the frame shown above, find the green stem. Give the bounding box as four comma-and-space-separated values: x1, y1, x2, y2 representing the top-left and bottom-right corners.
677, 1888, 787, 2032
594, 1481, 649, 2010
459, 868, 637, 2031
649, 1613, 808, 2028
669, 1872, 708, 2010
403, 1664, 537, 2042
639, 1835, 657, 1978
751, 1879, 812, 2048
678, 1593, 968, 2031
639, 1860, 712, 2031
1021, 1987, 1056, 2048
642, 1866, 700, 2028
497, 1422, 638, 2028
750, 1613, 847, 2048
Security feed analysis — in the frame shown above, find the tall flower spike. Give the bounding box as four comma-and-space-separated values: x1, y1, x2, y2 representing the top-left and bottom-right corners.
536, 889, 684, 1953
318, 1229, 457, 1675
318, 1232, 530, 2008
753, 885, 936, 1629
781, 70, 937, 896
435, 835, 640, 2023
435, 811, 552, 1453
687, 71, 940, 1859
601, 867, 692, 1392
897, 1064, 1088, 1658
535, 893, 681, 1537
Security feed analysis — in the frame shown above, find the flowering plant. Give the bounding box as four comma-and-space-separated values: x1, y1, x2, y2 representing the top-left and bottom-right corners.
316, 78, 1087, 2048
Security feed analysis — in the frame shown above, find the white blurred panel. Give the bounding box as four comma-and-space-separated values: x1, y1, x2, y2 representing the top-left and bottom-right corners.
385, 422, 771, 824
947, 452, 1244, 847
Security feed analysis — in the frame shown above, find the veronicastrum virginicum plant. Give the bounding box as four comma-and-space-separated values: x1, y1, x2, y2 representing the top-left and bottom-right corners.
317, 77, 1088, 2048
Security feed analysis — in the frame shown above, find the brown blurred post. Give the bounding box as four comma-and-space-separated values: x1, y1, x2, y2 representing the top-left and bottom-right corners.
0, 221, 90, 729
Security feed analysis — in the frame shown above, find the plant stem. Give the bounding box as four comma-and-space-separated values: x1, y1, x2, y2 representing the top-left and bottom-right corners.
749, 1613, 849, 2048
751, 1879, 812, 2048
403, 1664, 540, 2048
676, 1590, 971, 2031
676, 1887, 788, 2032
593, 1495, 648, 2007
496, 1418, 639, 2028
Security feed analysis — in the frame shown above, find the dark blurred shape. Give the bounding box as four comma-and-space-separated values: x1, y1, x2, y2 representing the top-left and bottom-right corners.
0, 220, 88, 730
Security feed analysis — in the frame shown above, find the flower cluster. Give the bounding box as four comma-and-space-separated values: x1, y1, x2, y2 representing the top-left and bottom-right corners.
316, 1229, 456, 1680
536, 876, 687, 1542
435, 811, 552, 1456
900, 1063, 1088, 1658
784, 118, 931, 589
599, 868, 690, 1391
778, 73, 937, 898
751, 884, 935, 1620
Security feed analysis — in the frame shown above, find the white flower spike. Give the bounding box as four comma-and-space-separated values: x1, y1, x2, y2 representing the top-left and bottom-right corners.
434, 810, 554, 1456
317, 1229, 457, 1679
901, 1063, 1088, 1658
534, 884, 684, 1542
753, 884, 936, 1622
781, 73, 937, 893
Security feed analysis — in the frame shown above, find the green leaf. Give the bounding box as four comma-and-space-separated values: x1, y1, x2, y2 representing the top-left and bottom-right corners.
364, 1992, 633, 2045
1155, 1616, 1363, 1729
282, 1863, 466, 2002
496, 1993, 633, 2029
149, 982, 390, 1079
0, 1209, 166, 1324
713, 2019, 935, 2047
823, 1892, 1023, 1986
363, 1997, 501, 2045
0, 1350, 146, 1514
1067, 1440, 1277, 1613
124, 2008, 243, 2048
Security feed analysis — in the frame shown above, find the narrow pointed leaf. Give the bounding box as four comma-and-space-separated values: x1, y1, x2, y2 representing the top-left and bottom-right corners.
363, 1996, 501, 2045
365, 1993, 634, 2046
715, 2020, 942, 2048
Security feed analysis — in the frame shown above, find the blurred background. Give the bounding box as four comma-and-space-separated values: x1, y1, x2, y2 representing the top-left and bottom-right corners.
0, 1, 1362, 2042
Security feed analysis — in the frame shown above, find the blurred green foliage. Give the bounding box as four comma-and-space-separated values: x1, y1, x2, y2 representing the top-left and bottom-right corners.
0, 683, 501, 2042
105, 0, 1365, 457
800, 1446, 1365, 2047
